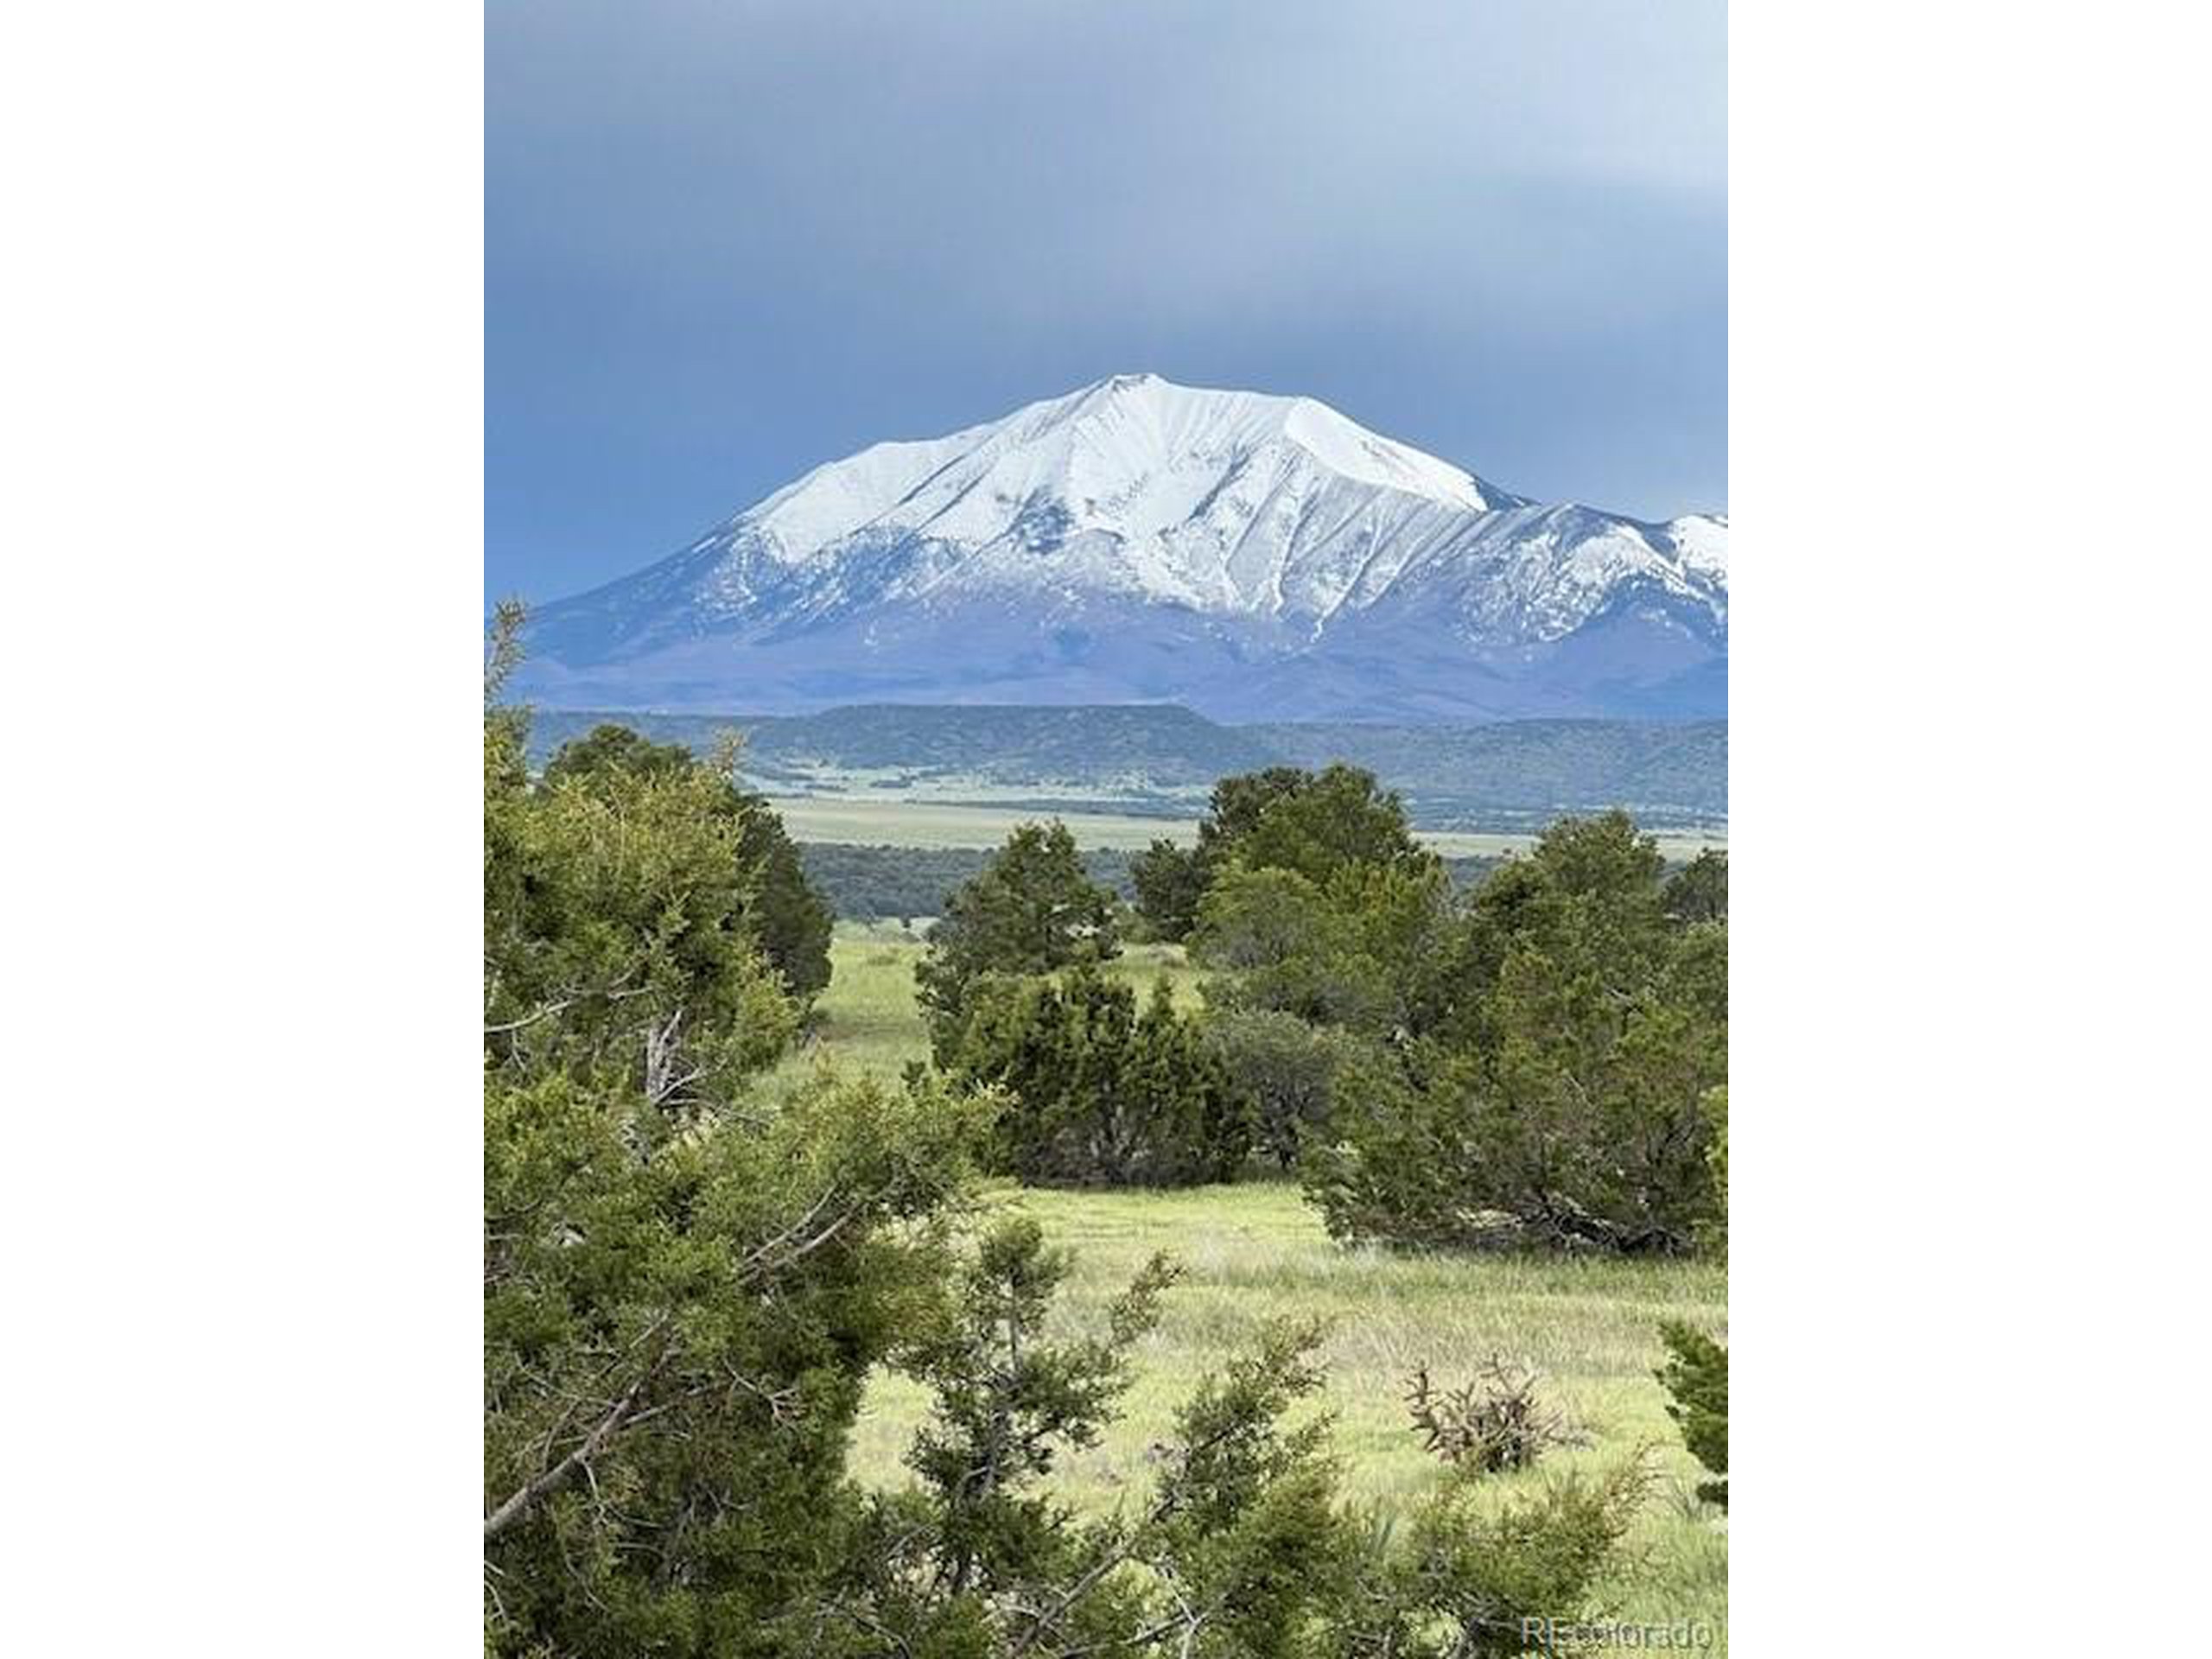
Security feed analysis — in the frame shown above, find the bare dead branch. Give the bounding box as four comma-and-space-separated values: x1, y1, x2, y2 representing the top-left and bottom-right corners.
484, 1319, 671, 1542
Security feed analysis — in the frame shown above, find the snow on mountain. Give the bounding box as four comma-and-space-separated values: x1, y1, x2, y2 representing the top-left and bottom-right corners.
519, 374, 1726, 721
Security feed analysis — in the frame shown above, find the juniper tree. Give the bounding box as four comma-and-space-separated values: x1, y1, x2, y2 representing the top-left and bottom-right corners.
541, 722, 835, 1000
944, 967, 1248, 1186
1656, 1322, 1729, 1510
1219, 761, 1434, 889
1304, 812, 1726, 1255
1202, 1007, 1374, 1170
1135, 764, 1437, 944
1662, 847, 1728, 925
1191, 857, 1454, 1039
485, 657, 983, 1656
915, 821, 1119, 1058
486, 719, 803, 1110
1130, 836, 1207, 941
484, 1067, 985, 1655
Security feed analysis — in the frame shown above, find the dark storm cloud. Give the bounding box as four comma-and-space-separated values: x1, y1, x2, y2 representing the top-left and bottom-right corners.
488, 0, 1726, 601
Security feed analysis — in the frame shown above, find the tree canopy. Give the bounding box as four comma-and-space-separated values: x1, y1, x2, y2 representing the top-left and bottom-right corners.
1135, 763, 1435, 942
486, 691, 980, 1653
1303, 812, 1728, 1255
944, 967, 1249, 1186
540, 721, 835, 999
914, 820, 1120, 1057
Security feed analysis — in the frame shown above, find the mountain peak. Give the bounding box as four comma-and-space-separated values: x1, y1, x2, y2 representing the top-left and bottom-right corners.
1085, 370, 1165, 394
1007, 373, 1501, 517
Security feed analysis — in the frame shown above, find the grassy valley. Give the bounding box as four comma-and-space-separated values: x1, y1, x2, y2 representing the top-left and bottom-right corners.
775, 924, 1729, 1646
771, 795, 1724, 859
527, 702, 1727, 836
529, 704, 1724, 921
490, 683, 1730, 1655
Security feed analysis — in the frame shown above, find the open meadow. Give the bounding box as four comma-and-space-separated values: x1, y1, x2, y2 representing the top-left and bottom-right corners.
768, 795, 1726, 862
774, 924, 1730, 1647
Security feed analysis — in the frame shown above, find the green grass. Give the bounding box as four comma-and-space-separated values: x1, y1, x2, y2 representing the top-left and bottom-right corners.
767, 797, 1198, 851
762, 920, 932, 1082
777, 924, 1728, 1646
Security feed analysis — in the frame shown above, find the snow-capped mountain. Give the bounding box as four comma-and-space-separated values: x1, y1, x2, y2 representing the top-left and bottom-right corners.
518, 374, 1726, 721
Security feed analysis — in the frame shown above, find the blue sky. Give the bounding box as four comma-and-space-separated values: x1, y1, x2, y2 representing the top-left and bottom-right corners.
487, 0, 1726, 603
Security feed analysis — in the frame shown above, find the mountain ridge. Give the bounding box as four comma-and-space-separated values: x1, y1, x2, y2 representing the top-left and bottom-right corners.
518, 375, 1726, 722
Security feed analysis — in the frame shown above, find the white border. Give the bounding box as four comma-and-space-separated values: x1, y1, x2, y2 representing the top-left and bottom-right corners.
5, 3, 481, 1649
1732, 3, 2209, 1648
